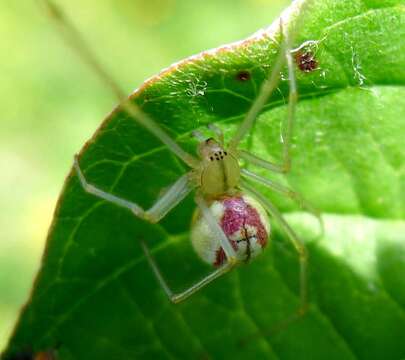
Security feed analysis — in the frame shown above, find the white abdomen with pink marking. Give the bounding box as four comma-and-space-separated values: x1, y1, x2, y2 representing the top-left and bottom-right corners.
191, 194, 270, 266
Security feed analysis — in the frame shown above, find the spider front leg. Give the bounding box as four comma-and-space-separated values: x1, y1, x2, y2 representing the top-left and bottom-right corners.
241, 180, 309, 316
43, 0, 199, 169
231, 20, 297, 174
74, 156, 193, 223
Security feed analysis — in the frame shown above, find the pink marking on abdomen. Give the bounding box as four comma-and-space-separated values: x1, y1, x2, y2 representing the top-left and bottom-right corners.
214, 196, 268, 266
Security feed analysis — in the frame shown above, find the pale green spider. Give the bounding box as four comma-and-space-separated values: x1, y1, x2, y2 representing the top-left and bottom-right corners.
44, 0, 319, 320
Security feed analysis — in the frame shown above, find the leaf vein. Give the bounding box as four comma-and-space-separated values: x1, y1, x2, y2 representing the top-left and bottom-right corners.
234, 271, 281, 360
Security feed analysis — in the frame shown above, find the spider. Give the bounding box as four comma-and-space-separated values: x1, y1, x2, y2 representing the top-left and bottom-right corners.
44, 0, 318, 318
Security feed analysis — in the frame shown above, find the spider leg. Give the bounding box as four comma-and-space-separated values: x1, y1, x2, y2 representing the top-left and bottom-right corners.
241, 168, 324, 235
280, 27, 298, 173
194, 193, 239, 261
241, 180, 308, 316
41, 0, 198, 168
74, 156, 194, 223
231, 18, 297, 173
141, 240, 235, 303
239, 150, 290, 174
228, 20, 290, 151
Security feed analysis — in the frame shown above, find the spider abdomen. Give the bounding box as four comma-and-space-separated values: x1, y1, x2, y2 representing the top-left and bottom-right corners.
191, 194, 270, 266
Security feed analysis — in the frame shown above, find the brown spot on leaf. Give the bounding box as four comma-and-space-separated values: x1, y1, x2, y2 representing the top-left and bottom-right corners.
295, 50, 318, 72
214, 247, 226, 267
236, 70, 251, 81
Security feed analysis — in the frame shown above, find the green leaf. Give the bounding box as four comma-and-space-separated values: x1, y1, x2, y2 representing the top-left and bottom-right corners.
3, 0, 405, 359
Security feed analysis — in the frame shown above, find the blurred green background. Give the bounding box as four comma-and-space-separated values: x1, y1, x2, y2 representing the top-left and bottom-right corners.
0, 0, 290, 351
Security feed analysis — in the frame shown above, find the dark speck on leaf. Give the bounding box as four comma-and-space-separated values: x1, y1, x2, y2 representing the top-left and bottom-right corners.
6, 351, 34, 360
295, 50, 318, 72
236, 70, 251, 81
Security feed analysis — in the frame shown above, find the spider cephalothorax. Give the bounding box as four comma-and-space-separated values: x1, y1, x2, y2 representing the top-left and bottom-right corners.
196, 137, 240, 197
